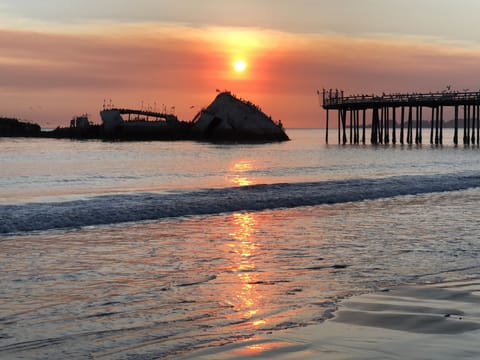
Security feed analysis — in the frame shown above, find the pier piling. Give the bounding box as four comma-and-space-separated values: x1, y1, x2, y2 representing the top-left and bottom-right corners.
325, 109, 329, 144
400, 106, 405, 145
362, 109, 366, 144
407, 106, 413, 145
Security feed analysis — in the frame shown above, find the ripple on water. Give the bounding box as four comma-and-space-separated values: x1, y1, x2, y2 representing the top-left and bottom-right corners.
1, 188, 479, 358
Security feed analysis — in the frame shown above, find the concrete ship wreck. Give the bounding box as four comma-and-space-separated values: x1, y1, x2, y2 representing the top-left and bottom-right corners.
190, 92, 288, 142
99, 108, 189, 140
98, 92, 289, 142
0, 117, 41, 137
1, 92, 289, 142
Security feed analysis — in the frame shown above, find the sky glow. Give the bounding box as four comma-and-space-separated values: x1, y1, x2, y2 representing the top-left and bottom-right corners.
1, 1, 480, 127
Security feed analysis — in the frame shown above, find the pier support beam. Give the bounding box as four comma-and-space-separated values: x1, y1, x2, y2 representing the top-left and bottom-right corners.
377, 107, 385, 144
419, 106, 423, 144
430, 107, 435, 145
477, 105, 480, 146
354, 110, 359, 144
383, 107, 387, 144
371, 108, 379, 145
337, 110, 341, 144
325, 109, 329, 144
400, 106, 405, 145
464, 105, 470, 145
468, 106, 471, 145
439, 106, 444, 145
350, 110, 354, 144
415, 107, 420, 144
392, 107, 396, 144
454, 105, 459, 145
407, 106, 413, 145
472, 106, 476, 145
362, 109, 366, 144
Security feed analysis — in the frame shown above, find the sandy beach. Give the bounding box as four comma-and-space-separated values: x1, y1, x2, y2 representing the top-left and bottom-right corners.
185, 279, 480, 359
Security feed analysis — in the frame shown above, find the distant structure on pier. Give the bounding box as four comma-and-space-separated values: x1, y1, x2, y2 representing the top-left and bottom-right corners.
319, 88, 480, 146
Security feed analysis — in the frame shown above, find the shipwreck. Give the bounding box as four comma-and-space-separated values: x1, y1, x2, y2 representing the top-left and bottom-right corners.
2, 92, 289, 143
190, 92, 289, 142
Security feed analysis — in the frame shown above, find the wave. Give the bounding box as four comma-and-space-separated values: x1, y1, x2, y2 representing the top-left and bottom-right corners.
1, 172, 479, 234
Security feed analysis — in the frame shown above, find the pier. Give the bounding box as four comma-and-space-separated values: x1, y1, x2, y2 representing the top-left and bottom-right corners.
320, 89, 480, 145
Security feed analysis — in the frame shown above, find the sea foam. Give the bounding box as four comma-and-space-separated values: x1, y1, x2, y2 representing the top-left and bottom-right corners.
1, 172, 479, 234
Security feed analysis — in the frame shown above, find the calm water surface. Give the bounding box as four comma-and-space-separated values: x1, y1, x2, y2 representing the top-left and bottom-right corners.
1, 129, 478, 204
1, 129, 479, 358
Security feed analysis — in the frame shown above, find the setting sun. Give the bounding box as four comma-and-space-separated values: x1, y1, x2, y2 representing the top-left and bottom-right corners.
234, 60, 247, 73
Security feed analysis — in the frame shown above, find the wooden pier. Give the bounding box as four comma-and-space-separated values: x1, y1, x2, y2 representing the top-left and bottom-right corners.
320, 89, 480, 145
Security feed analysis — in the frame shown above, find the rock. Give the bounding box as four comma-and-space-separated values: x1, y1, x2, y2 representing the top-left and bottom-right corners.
190, 92, 289, 142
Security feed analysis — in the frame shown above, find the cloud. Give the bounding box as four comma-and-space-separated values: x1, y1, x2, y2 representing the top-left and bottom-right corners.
2, 0, 480, 47
2, 24, 480, 127
0, 27, 210, 91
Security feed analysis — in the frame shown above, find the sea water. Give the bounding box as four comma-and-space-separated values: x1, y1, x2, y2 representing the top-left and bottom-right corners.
1, 129, 479, 359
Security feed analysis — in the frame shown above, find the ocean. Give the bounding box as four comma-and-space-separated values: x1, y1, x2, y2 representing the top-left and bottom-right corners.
1, 129, 479, 359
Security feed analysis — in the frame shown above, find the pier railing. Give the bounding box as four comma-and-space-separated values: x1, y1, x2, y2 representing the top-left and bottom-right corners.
322, 90, 480, 109
319, 89, 480, 146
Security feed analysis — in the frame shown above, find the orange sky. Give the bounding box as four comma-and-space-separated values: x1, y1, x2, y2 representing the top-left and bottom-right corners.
2, 1, 480, 128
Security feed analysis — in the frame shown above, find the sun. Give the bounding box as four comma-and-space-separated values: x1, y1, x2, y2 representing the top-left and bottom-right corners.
234, 60, 247, 73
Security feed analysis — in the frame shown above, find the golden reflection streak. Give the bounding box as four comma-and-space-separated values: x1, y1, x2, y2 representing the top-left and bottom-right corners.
227, 212, 267, 327
242, 342, 290, 356
227, 159, 255, 186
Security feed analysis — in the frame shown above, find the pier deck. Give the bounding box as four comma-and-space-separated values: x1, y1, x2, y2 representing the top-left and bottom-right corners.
320, 89, 480, 145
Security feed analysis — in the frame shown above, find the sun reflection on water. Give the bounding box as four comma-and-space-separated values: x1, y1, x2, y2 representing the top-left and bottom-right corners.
226, 212, 267, 327
237, 341, 290, 357
227, 159, 255, 186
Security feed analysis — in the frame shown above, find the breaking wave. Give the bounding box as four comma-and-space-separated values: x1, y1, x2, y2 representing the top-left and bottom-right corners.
1, 171, 479, 234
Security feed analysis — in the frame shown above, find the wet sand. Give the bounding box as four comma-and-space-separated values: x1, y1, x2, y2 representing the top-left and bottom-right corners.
184, 280, 480, 359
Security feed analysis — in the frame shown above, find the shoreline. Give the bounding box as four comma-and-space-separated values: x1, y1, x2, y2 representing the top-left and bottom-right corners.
183, 279, 480, 359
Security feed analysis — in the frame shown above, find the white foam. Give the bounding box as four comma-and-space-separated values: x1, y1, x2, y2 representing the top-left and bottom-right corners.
1, 172, 479, 234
